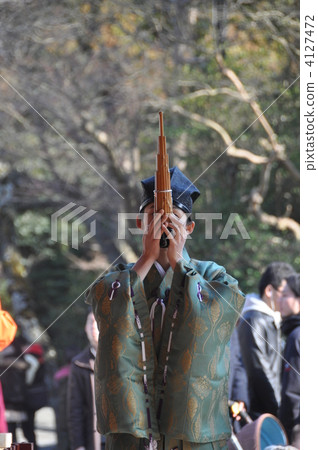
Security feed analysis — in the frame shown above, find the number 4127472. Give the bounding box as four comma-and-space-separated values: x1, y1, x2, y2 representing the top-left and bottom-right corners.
305, 15, 315, 68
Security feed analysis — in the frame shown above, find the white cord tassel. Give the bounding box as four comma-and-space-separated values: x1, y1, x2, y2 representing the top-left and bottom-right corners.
149, 298, 166, 333
145, 439, 157, 450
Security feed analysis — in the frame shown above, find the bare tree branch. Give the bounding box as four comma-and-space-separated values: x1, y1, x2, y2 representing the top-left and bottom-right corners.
169, 103, 269, 164
215, 52, 300, 181
250, 188, 300, 239
81, 116, 127, 186
178, 87, 245, 102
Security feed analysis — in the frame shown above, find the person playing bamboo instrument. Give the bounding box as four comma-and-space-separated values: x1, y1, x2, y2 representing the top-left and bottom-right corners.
86, 115, 245, 450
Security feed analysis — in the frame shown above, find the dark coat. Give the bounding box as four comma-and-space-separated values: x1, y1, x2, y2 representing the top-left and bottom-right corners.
238, 296, 282, 419
54, 364, 71, 450
278, 315, 300, 442
67, 346, 96, 450
228, 325, 249, 410
228, 325, 249, 432
0, 338, 28, 411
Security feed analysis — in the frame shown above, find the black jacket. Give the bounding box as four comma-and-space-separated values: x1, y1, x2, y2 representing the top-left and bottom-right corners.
228, 326, 249, 410
0, 338, 28, 411
67, 346, 96, 450
278, 315, 300, 442
238, 295, 282, 419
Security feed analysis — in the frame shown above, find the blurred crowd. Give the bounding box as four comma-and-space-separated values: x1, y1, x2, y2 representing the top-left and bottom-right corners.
0, 261, 300, 450
228, 262, 300, 449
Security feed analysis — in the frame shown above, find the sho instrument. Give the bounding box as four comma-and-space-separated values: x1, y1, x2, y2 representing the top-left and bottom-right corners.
155, 112, 173, 248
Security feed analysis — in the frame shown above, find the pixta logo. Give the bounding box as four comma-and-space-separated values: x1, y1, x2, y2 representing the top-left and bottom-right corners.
117, 212, 250, 240
51, 203, 97, 249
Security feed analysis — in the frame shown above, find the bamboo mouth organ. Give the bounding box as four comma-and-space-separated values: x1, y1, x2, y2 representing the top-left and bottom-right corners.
155, 112, 173, 248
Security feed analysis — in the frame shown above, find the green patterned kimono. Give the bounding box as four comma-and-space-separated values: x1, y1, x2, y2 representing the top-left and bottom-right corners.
86, 249, 245, 450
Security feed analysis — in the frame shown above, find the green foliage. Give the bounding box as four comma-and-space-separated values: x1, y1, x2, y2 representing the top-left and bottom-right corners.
15, 212, 52, 258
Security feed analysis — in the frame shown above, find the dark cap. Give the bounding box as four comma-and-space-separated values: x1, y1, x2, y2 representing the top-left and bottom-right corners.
139, 166, 200, 213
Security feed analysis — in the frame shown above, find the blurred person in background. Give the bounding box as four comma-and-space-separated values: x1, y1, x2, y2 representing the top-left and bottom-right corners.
228, 320, 249, 433
67, 309, 105, 450
0, 299, 17, 433
23, 342, 48, 450
53, 346, 81, 450
0, 335, 29, 442
278, 273, 300, 448
0, 336, 47, 450
238, 262, 295, 419
0, 382, 7, 433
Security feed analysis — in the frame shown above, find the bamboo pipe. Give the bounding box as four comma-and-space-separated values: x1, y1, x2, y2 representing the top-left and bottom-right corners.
155, 112, 173, 214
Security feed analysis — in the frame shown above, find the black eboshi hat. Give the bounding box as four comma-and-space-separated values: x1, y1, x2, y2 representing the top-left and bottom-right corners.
139, 166, 200, 214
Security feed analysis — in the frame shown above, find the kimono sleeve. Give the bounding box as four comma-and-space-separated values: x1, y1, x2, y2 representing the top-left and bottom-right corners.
172, 258, 245, 327
158, 258, 245, 442
84, 267, 160, 439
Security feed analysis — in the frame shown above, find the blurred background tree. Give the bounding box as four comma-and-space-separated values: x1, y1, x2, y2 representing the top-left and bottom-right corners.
0, 0, 299, 365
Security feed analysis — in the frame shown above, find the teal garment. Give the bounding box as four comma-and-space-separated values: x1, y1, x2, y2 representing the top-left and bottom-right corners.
86, 249, 245, 447
105, 433, 228, 449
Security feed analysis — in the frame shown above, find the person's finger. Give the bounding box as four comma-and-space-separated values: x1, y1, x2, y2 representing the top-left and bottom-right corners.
168, 213, 187, 232
150, 209, 164, 227
167, 216, 188, 240
165, 223, 179, 241
154, 212, 168, 239
162, 223, 175, 240
147, 210, 164, 238
169, 212, 186, 225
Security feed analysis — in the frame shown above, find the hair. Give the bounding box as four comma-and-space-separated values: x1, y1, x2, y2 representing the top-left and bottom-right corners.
286, 273, 300, 298
258, 262, 295, 298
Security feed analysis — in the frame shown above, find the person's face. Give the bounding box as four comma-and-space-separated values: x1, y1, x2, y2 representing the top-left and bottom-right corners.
265, 280, 286, 311
85, 312, 99, 349
279, 283, 300, 318
272, 280, 286, 310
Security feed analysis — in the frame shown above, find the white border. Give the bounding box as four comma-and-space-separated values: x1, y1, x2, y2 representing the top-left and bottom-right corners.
300, 1, 318, 447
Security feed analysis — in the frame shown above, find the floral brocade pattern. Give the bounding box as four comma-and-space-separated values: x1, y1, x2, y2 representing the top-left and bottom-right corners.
86, 253, 245, 446
193, 376, 212, 400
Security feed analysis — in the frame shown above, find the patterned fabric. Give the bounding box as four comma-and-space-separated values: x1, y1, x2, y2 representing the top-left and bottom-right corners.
105, 434, 228, 449
86, 249, 245, 446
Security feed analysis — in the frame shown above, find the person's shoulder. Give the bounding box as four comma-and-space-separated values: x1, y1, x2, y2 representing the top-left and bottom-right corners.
240, 309, 271, 331
115, 262, 135, 271
96, 262, 134, 281
288, 325, 300, 343
244, 309, 269, 323
86, 262, 134, 297
190, 258, 226, 278
71, 346, 90, 365
189, 257, 245, 305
